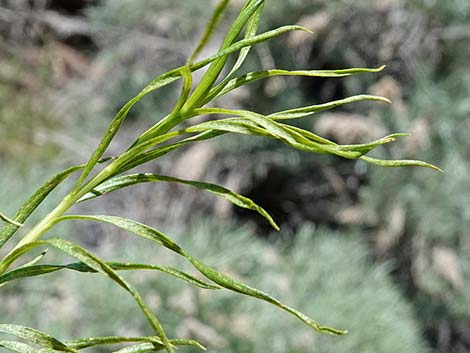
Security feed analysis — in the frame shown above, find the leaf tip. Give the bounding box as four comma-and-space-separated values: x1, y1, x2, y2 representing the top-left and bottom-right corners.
294, 25, 313, 34
379, 96, 392, 104
376, 64, 386, 72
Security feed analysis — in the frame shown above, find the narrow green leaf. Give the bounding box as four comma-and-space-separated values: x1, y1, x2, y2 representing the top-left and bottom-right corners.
111, 343, 163, 353
119, 131, 224, 173
186, 256, 347, 335
282, 126, 409, 156
338, 133, 410, 153
56, 216, 185, 255
137, 23, 311, 145
110, 339, 206, 353
132, 67, 192, 147
203, 2, 265, 104
0, 324, 75, 352
0, 164, 83, 249
75, 94, 144, 188
0, 240, 46, 275
0, 261, 219, 290
0, 341, 36, 353
180, 0, 265, 112
213, 66, 386, 99
65, 336, 204, 352
41, 238, 175, 353
187, 108, 359, 158
268, 94, 391, 120
56, 216, 346, 335
187, 0, 230, 64
132, 1, 268, 145
3, 240, 177, 352
360, 155, 443, 172
79, 173, 279, 230
17, 250, 48, 269
0, 212, 23, 227
187, 118, 268, 137
66, 335, 164, 350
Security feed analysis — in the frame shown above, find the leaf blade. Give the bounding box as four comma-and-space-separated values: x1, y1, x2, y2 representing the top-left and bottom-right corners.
0, 261, 219, 290
0, 324, 75, 352
79, 173, 279, 231
57, 216, 346, 335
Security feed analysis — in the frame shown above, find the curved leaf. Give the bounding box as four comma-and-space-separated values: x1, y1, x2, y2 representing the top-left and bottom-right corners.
66, 335, 204, 351
75, 95, 144, 188
268, 94, 391, 120
133, 23, 311, 144
187, 0, 230, 64
1, 240, 176, 353
0, 165, 82, 249
0, 261, 219, 290
0, 324, 75, 352
110, 339, 206, 353
57, 215, 346, 335
212, 66, 386, 99
0, 212, 23, 227
119, 130, 224, 174
39, 238, 175, 353
360, 155, 443, 172
79, 173, 279, 230
0, 341, 37, 353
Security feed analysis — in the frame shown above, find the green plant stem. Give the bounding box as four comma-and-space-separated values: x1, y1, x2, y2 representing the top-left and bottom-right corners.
2, 164, 118, 272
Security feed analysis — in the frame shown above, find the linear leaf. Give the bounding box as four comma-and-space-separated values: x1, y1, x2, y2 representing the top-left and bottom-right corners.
134, 23, 311, 145
0, 164, 83, 249
187, 0, 230, 64
17, 250, 48, 269
75, 95, 144, 188
119, 131, 224, 173
188, 108, 359, 158
0, 341, 37, 353
213, 66, 386, 99
0, 212, 23, 227
186, 256, 347, 335
66, 335, 204, 351
110, 339, 206, 353
0, 324, 75, 352
180, 0, 265, 112
0, 241, 47, 275
57, 216, 184, 255
131, 66, 192, 147
0, 261, 219, 290
360, 155, 443, 172
203, 2, 265, 104
66, 336, 163, 350
2, 239, 178, 352
187, 118, 268, 136
40, 238, 175, 353
57, 216, 346, 335
268, 94, 391, 120
79, 173, 279, 230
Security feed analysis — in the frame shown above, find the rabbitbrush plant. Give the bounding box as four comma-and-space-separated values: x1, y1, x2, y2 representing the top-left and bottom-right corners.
0, 1, 440, 352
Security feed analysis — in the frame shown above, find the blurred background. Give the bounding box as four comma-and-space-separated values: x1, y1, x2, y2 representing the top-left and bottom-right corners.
0, 0, 469, 352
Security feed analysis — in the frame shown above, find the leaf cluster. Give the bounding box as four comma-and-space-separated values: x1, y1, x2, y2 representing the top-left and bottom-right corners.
0, 1, 439, 352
